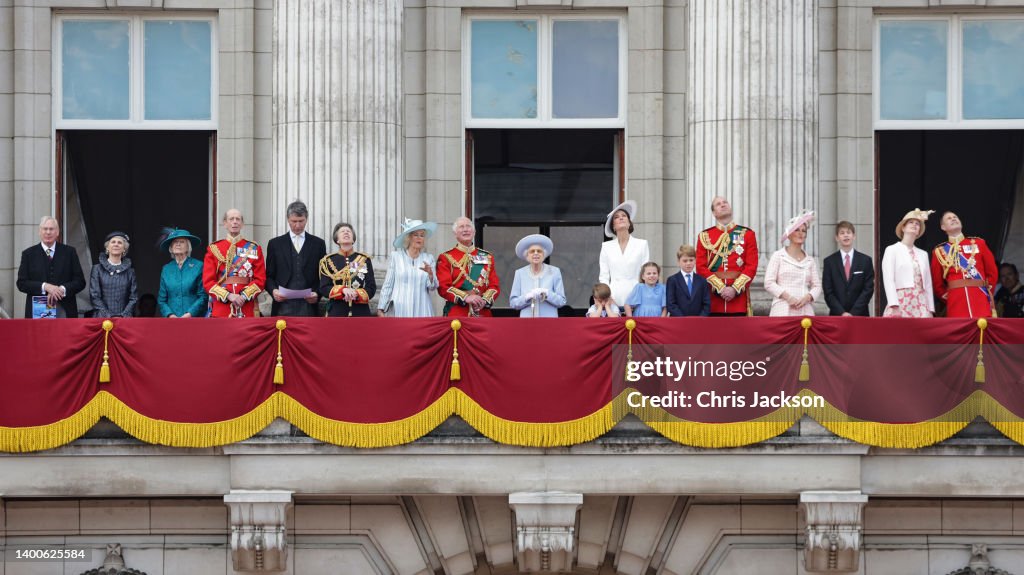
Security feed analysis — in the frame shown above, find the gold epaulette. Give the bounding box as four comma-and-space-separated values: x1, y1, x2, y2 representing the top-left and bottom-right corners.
698, 230, 714, 250
208, 243, 227, 264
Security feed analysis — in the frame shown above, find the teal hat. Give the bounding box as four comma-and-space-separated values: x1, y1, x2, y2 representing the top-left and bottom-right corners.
159, 228, 201, 253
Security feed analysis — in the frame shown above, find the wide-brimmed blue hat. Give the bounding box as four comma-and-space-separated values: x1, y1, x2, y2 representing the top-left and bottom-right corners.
515, 234, 554, 261
159, 228, 201, 253
393, 218, 438, 249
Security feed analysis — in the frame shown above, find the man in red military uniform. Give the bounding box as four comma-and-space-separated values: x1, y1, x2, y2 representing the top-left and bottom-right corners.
696, 196, 759, 316
203, 208, 266, 317
931, 211, 998, 318
437, 216, 499, 317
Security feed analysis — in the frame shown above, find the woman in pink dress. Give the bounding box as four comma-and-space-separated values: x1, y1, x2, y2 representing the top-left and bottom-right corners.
764, 210, 822, 316
882, 209, 935, 318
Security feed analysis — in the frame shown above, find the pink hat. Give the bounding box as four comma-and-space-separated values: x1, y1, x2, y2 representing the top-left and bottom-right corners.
780, 210, 815, 243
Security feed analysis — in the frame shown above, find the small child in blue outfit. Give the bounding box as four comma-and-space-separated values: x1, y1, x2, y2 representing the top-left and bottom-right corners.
586, 283, 621, 318
625, 262, 667, 317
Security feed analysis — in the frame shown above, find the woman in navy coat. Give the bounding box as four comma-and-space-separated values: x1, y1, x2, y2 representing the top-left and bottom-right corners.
157, 228, 207, 318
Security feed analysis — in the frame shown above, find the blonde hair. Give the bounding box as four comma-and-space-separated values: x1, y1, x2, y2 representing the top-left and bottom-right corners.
592, 283, 611, 300
638, 261, 661, 282
676, 244, 696, 259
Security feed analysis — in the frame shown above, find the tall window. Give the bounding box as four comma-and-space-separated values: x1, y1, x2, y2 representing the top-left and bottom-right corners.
875, 15, 1024, 128
56, 14, 217, 129
464, 14, 626, 128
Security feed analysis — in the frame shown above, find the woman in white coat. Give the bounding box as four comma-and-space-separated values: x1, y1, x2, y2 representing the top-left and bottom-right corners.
882, 208, 935, 318
598, 200, 650, 308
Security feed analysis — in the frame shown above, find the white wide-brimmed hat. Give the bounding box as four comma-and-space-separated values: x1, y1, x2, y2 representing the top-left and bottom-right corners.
392, 218, 437, 249
780, 210, 815, 243
604, 200, 637, 238
895, 208, 934, 240
515, 234, 554, 261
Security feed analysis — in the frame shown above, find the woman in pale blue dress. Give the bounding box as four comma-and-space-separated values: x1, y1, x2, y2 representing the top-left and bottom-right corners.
377, 218, 438, 317
509, 234, 567, 318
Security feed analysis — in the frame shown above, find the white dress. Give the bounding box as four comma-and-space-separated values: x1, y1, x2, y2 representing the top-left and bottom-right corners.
763, 249, 822, 317
598, 236, 650, 307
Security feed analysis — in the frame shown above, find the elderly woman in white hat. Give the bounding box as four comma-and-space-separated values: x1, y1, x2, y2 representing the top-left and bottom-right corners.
882, 208, 935, 317
377, 218, 438, 317
764, 210, 822, 316
509, 234, 567, 318
598, 200, 650, 307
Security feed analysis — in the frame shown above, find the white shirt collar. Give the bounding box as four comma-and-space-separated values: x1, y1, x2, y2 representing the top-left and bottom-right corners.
840, 248, 854, 259
290, 231, 305, 240
40, 242, 56, 252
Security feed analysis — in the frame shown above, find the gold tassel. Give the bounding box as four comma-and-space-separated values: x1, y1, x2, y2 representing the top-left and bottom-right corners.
798, 317, 812, 382
99, 320, 114, 383
624, 319, 636, 382
975, 318, 987, 384
274, 320, 286, 385
450, 320, 462, 381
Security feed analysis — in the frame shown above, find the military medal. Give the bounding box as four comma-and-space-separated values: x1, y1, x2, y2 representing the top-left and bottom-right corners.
735, 245, 744, 255
736, 257, 744, 267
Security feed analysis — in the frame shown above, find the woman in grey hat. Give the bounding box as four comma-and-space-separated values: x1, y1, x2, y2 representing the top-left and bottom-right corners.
157, 228, 207, 318
89, 231, 138, 318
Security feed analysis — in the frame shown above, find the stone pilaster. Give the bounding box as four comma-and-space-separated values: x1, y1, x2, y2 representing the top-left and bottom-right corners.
800, 490, 867, 573
509, 492, 583, 573
273, 0, 403, 259
687, 0, 818, 261
224, 490, 293, 572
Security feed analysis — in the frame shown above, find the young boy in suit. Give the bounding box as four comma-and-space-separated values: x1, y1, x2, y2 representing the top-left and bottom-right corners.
822, 221, 874, 316
666, 244, 710, 316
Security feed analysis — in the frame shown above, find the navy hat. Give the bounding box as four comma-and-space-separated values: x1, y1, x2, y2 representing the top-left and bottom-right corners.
105, 231, 130, 243
158, 228, 201, 253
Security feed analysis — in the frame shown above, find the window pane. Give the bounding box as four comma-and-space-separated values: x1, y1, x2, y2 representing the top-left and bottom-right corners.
62, 20, 130, 120
471, 21, 538, 119
552, 21, 619, 119
963, 20, 1024, 120
144, 20, 212, 120
879, 21, 948, 120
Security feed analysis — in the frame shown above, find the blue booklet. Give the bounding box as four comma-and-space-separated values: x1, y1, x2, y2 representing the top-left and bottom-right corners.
32, 296, 57, 319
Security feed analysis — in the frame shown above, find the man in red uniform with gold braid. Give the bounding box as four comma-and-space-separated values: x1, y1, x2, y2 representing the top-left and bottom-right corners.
696, 196, 759, 316
203, 208, 266, 318
436, 217, 499, 317
930, 211, 998, 318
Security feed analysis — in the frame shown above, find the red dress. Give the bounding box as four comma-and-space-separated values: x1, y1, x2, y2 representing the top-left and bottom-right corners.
696, 222, 759, 315
931, 236, 997, 318
203, 237, 266, 318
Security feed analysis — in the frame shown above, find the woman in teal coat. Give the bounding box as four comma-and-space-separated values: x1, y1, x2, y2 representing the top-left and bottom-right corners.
157, 228, 207, 318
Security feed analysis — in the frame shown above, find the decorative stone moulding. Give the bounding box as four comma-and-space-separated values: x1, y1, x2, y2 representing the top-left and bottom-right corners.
509, 492, 583, 572
80, 544, 147, 575
800, 491, 868, 573
946, 543, 1014, 575
224, 490, 294, 572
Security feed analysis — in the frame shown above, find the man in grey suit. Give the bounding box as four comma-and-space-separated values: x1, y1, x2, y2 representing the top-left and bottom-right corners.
822, 221, 874, 316
16, 216, 86, 318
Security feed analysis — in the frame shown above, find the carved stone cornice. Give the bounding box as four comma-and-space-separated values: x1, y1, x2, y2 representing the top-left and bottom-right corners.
946, 544, 1014, 575
800, 491, 868, 573
509, 492, 583, 573
224, 490, 293, 572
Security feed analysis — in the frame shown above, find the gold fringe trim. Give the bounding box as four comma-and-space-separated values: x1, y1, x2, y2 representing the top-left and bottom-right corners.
280, 391, 456, 448
454, 388, 617, 447
3, 389, 1024, 452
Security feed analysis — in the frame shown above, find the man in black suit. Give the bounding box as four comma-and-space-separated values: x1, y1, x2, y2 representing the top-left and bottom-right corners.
822, 221, 874, 316
266, 200, 327, 316
16, 216, 86, 318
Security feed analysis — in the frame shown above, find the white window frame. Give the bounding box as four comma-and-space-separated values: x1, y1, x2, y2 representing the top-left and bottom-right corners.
53, 12, 218, 130
874, 13, 1024, 130
463, 12, 627, 129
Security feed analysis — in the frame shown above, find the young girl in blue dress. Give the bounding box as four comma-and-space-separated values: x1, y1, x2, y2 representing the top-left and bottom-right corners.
625, 262, 667, 317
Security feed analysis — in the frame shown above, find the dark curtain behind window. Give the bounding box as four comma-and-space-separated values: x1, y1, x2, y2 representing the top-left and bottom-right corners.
65, 130, 212, 301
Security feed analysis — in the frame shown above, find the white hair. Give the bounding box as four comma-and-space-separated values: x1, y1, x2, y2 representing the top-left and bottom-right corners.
452, 217, 473, 233
168, 237, 193, 258
39, 216, 58, 227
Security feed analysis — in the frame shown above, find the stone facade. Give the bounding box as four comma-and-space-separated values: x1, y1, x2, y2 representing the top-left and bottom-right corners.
3, 1, 1024, 573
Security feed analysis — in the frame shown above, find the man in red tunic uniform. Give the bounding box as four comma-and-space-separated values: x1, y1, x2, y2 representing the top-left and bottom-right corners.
203, 208, 266, 318
931, 211, 998, 318
696, 196, 759, 316
436, 217, 500, 317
